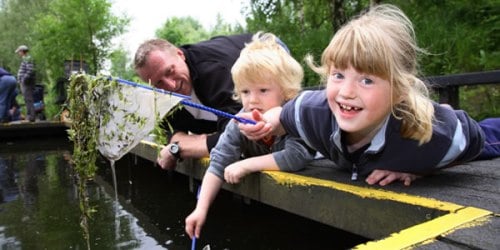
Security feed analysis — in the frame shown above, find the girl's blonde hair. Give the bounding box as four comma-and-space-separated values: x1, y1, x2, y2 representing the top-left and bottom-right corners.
232, 32, 303, 102
306, 4, 434, 144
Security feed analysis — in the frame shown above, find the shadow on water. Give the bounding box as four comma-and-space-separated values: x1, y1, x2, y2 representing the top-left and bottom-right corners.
0, 138, 368, 249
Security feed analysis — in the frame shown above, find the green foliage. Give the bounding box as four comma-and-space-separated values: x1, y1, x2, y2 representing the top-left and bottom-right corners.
245, 0, 499, 118
154, 15, 245, 46
0, 0, 52, 73
32, 0, 128, 77
388, 0, 499, 118
460, 85, 500, 120
109, 46, 135, 80
156, 16, 210, 45
67, 74, 104, 248
245, 0, 371, 86
0, 0, 128, 121
389, 0, 499, 75
209, 13, 246, 36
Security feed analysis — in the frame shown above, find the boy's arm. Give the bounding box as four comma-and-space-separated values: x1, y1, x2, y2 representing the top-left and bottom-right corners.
224, 154, 279, 184
185, 172, 224, 239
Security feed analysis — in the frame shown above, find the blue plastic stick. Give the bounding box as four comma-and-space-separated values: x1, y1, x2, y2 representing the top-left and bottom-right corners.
114, 78, 256, 125
180, 100, 256, 125
191, 237, 197, 250
191, 185, 201, 250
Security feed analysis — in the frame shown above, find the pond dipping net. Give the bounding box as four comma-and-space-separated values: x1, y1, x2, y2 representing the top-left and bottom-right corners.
68, 74, 184, 162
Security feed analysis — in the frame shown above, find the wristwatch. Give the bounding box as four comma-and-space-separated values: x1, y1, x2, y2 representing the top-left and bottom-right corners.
169, 141, 182, 160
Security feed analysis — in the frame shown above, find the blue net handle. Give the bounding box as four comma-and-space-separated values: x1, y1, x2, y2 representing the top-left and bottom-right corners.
114, 78, 256, 125
114, 78, 191, 99
180, 100, 256, 125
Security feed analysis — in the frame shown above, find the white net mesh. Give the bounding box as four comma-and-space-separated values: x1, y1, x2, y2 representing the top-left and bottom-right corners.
92, 81, 183, 161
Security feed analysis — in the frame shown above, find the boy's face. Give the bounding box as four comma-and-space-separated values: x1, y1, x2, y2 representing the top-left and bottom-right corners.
239, 80, 285, 113
326, 65, 392, 144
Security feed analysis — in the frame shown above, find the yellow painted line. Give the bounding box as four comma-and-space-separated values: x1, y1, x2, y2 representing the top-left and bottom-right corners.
140, 139, 163, 149
198, 157, 210, 166
264, 171, 495, 249
353, 207, 492, 249
263, 171, 463, 212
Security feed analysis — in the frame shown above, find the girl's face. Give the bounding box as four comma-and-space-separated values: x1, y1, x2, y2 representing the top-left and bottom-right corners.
239, 81, 285, 113
326, 65, 392, 144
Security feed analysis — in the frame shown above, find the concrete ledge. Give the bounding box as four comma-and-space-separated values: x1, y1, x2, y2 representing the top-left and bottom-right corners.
0, 121, 68, 140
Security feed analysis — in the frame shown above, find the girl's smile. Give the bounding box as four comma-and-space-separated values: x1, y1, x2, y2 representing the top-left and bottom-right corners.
327, 65, 393, 145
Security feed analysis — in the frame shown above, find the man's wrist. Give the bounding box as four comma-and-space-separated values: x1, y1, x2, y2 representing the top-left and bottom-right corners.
168, 141, 182, 161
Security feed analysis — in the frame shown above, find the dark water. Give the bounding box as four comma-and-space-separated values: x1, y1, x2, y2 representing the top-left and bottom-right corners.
0, 138, 368, 249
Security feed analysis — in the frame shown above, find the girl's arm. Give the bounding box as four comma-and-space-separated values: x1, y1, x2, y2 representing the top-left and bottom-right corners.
365, 169, 420, 186
185, 172, 223, 239
238, 108, 286, 141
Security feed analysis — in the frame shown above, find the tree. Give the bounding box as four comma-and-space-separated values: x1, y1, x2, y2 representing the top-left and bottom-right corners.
244, 0, 499, 118
155, 15, 245, 46
33, 0, 128, 118
246, 0, 325, 85
32, 0, 128, 79
0, 0, 129, 119
209, 13, 245, 37
0, 0, 52, 71
389, 0, 499, 75
155, 16, 210, 45
109, 46, 135, 80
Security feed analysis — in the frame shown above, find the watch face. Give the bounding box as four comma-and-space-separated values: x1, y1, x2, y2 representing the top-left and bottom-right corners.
170, 144, 180, 154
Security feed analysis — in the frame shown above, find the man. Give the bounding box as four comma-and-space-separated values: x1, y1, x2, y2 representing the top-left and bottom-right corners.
15, 45, 36, 122
134, 34, 253, 170
0, 67, 18, 123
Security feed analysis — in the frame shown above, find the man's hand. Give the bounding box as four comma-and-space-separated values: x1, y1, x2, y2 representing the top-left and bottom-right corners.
156, 146, 178, 170
155, 133, 210, 170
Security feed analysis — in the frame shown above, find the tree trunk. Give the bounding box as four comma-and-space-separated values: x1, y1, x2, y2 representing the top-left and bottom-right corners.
329, 0, 346, 32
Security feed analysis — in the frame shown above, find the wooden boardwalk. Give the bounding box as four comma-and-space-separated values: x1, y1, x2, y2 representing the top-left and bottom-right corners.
132, 140, 499, 250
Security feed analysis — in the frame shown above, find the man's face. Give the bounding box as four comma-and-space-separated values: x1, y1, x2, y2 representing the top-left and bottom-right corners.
136, 49, 192, 96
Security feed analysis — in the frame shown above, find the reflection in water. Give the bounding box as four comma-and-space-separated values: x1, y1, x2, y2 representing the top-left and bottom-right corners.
0, 149, 165, 249
0, 156, 19, 204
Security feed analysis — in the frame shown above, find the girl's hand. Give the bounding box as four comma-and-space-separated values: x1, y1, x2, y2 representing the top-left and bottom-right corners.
365, 169, 420, 186
185, 208, 207, 239
237, 110, 273, 141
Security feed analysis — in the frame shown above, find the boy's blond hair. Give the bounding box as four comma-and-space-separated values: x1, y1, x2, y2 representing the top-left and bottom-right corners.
232, 32, 303, 102
307, 4, 434, 144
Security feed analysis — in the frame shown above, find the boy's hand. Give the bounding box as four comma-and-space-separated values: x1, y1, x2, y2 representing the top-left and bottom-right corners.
185, 209, 207, 239
224, 162, 251, 184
